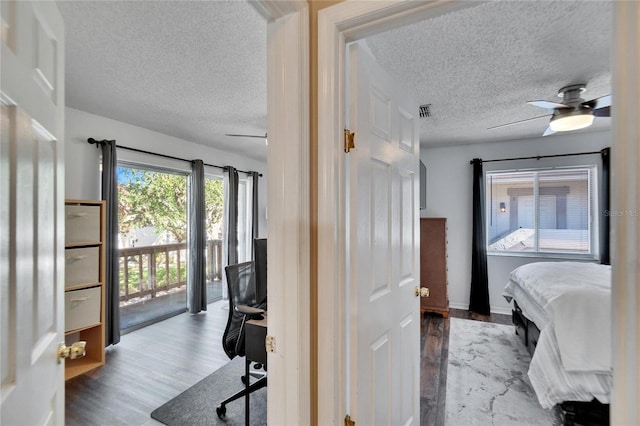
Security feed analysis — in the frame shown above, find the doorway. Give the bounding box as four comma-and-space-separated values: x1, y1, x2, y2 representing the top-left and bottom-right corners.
307, 1, 637, 424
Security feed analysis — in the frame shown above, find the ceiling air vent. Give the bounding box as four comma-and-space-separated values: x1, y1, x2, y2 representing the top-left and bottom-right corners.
419, 104, 432, 118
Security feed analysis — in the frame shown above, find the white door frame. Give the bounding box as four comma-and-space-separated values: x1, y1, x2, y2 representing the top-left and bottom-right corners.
250, 1, 311, 425
263, 0, 640, 424
610, 2, 640, 425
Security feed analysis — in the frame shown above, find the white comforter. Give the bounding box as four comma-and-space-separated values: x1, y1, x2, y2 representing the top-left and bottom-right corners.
504, 261, 612, 408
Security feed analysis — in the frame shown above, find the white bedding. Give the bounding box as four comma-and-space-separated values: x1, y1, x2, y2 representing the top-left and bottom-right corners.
503, 261, 612, 408
527, 325, 612, 409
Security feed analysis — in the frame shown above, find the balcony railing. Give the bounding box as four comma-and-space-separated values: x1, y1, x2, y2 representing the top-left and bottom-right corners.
118, 239, 223, 304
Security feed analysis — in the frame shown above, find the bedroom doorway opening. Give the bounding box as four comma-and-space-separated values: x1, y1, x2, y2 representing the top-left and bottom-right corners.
319, 1, 620, 424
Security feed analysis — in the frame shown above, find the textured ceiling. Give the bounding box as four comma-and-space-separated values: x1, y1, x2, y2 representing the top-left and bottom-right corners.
365, 0, 613, 148
58, 1, 612, 160
58, 0, 267, 161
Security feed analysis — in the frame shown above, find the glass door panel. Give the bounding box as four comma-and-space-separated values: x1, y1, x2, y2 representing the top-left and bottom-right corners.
205, 175, 224, 303
117, 165, 188, 331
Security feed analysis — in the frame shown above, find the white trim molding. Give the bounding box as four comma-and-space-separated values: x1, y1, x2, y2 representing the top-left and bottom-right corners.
316, 5, 347, 424
264, 2, 310, 425
248, 0, 306, 22
490, 306, 512, 316
611, 2, 640, 424
448, 302, 469, 311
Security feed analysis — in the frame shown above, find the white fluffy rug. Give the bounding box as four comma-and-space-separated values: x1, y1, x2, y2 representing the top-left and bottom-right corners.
445, 318, 562, 426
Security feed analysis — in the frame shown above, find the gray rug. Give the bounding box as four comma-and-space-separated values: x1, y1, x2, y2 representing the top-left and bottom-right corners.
445, 318, 562, 426
151, 357, 266, 426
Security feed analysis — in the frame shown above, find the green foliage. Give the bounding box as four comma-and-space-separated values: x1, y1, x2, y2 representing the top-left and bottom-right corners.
117, 167, 223, 243
204, 178, 224, 237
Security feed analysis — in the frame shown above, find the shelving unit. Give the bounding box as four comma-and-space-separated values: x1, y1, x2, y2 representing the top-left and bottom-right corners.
64, 199, 106, 380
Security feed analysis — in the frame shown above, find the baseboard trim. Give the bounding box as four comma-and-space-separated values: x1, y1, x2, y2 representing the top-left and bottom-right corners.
449, 302, 468, 311
448, 302, 511, 316
490, 306, 512, 316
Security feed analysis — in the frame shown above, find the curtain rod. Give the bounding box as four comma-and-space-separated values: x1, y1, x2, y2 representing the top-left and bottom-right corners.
469, 149, 606, 165
87, 138, 263, 177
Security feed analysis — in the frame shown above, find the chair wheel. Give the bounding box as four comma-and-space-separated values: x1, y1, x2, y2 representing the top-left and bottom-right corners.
241, 375, 248, 385
216, 405, 226, 418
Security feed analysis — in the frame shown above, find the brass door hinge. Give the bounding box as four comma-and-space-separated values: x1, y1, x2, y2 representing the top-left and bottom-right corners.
345, 414, 355, 426
265, 335, 276, 353
344, 129, 355, 153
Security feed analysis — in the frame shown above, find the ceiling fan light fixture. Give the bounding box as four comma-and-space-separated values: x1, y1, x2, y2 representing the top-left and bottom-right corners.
549, 110, 594, 132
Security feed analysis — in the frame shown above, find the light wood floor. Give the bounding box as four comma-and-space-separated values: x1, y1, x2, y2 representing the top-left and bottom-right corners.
66, 304, 510, 426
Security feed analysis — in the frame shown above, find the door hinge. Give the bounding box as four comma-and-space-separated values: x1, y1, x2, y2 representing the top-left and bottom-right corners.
266, 335, 276, 353
345, 414, 355, 426
344, 129, 355, 153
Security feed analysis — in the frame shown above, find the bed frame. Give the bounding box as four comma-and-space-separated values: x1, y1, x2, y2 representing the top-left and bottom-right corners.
512, 301, 610, 426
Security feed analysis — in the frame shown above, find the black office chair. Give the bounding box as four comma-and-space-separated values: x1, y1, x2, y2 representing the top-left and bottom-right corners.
216, 260, 267, 419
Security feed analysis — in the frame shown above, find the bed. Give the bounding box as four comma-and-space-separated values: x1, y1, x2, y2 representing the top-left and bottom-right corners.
503, 261, 612, 425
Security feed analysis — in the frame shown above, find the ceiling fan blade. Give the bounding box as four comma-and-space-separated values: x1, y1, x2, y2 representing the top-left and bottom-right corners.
527, 100, 572, 110
225, 133, 267, 139
542, 126, 556, 137
488, 114, 552, 130
593, 106, 611, 117
583, 94, 611, 110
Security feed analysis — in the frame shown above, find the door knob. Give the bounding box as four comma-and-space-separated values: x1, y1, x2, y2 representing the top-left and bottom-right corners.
415, 287, 430, 297
57, 341, 87, 363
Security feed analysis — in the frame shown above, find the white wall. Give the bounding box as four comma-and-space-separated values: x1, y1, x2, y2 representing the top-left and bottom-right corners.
420, 130, 611, 314
64, 107, 268, 236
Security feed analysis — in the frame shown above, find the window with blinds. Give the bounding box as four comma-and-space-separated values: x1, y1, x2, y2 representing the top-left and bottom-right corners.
486, 167, 595, 256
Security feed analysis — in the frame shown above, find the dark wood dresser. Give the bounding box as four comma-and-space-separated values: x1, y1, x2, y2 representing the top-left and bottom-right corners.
420, 218, 449, 317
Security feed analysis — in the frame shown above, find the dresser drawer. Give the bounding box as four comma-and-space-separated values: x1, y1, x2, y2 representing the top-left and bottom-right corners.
65, 247, 100, 288
65, 286, 101, 332
65, 205, 101, 244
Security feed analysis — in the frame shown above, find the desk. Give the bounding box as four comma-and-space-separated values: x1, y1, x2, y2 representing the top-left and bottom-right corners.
246, 316, 267, 364
244, 315, 267, 425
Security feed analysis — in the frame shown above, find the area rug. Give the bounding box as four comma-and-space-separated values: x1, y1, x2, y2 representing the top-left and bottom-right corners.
445, 318, 562, 426
150, 356, 266, 426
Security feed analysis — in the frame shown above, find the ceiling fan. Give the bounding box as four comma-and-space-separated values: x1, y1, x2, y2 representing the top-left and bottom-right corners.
225, 132, 268, 146
225, 132, 267, 139
489, 84, 611, 136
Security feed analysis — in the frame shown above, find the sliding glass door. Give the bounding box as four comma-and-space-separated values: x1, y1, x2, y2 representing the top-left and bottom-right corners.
117, 164, 188, 331
116, 163, 255, 329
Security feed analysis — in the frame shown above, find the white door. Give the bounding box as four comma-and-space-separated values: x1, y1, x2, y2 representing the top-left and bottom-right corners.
1, 1, 66, 424
348, 43, 421, 425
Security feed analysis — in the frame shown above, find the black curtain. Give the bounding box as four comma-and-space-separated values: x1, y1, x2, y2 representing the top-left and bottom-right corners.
600, 147, 610, 265
250, 171, 259, 259
188, 160, 207, 313
469, 158, 490, 315
100, 140, 121, 346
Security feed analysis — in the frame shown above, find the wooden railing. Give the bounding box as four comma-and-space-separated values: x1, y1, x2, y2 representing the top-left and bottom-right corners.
118, 239, 222, 303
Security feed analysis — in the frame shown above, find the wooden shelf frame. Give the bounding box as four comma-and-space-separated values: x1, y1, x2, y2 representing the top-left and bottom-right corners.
64, 199, 106, 380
